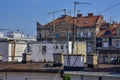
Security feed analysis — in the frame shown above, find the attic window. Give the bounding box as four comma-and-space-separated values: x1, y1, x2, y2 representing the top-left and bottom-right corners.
104, 30, 112, 35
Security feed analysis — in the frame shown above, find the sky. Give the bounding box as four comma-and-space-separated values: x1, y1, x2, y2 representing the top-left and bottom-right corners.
0, 0, 120, 37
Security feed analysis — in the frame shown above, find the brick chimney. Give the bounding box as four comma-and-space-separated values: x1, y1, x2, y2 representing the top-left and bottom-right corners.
88, 13, 93, 17
61, 15, 67, 18
77, 14, 82, 17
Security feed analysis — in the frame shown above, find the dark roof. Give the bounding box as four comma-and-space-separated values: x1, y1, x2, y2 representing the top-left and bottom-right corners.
0, 62, 63, 73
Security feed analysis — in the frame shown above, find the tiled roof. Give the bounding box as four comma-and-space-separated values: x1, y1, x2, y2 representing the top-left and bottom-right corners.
75, 16, 101, 27
44, 16, 74, 27
96, 23, 120, 37
43, 14, 103, 28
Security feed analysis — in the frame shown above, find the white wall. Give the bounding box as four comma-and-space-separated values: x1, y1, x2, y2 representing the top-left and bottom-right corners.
8, 43, 27, 62
0, 42, 9, 62
64, 55, 84, 67
0, 72, 62, 80
0, 42, 27, 62
29, 42, 72, 62
0, 32, 4, 38
30, 43, 54, 62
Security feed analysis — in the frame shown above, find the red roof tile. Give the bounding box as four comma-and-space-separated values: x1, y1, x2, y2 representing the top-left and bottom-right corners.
96, 23, 120, 37
43, 14, 103, 28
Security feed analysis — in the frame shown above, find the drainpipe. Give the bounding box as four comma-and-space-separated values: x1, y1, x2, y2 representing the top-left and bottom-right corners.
12, 40, 16, 62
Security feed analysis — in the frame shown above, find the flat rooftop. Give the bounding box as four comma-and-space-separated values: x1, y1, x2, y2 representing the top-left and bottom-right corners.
0, 62, 62, 73
0, 62, 120, 74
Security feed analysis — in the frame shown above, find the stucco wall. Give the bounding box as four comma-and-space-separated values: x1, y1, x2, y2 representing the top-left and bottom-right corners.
0, 72, 62, 80
30, 42, 72, 62
0, 42, 9, 62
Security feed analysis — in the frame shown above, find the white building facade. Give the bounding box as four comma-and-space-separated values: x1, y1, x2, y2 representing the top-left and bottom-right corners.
29, 41, 72, 62
0, 41, 27, 62
0, 30, 36, 62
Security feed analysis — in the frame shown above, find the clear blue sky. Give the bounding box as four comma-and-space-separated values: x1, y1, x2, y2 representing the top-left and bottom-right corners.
0, 0, 120, 36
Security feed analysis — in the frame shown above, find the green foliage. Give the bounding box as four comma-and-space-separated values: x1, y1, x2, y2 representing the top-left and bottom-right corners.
64, 74, 71, 80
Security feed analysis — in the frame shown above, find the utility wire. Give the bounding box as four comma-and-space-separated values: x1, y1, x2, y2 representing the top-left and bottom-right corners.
100, 2, 120, 14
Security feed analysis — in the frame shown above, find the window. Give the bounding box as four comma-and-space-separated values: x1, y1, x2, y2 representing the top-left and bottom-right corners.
88, 32, 91, 37
116, 42, 120, 48
39, 45, 42, 52
109, 38, 112, 46
87, 46, 92, 52
55, 32, 59, 39
56, 45, 58, 49
42, 46, 46, 54
61, 45, 63, 49
66, 45, 68, 49
68, 32, 71, 40
103, 42, 109, 47
96, 38, 102, 47
80, 32, 84, 37
87, 43, 92, 52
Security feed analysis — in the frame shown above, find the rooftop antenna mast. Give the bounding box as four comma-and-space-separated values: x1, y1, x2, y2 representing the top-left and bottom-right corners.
48, 9, 66, 40
72, 1, 91, 54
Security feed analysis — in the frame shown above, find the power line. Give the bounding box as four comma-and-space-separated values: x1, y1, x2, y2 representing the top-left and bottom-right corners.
100, 2, 120, 14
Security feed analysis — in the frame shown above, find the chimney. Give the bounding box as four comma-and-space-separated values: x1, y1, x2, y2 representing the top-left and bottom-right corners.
53, 53, 64, 67
88, 13, 93, 17
87, 54, 98, 68
77, 14, 82, 17
61, 15, 68, 18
